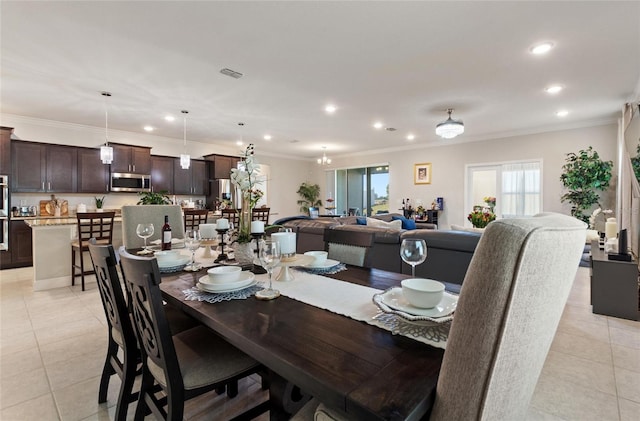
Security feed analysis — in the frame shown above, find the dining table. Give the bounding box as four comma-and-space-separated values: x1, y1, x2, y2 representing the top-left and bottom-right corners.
159, 264, 448, 421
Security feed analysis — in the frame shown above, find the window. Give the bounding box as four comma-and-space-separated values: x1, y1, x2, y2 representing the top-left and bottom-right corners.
466, 160, 542, 219
327, 165, 389, 216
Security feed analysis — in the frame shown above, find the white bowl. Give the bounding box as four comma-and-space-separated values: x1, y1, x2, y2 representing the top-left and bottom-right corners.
154, 250, 181, 264
207, 266, 242, 283
304, 250, 328, 266
401, 278, 445, 309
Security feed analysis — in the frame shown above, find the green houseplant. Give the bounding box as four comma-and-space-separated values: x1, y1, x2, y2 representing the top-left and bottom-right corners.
631, 143, 640, 182
137, 191, 171, 205
296, 182, 322, 214
94, 196, 105, 210
560, 146, 613, 223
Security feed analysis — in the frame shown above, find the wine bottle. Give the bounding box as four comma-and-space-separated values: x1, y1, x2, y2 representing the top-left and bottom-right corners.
161, 215, 172, 250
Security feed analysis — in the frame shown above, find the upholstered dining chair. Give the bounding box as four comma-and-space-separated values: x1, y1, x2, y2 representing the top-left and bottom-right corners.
323, 228, 375, 267
121, 205, 184, 249
183, 208, 209, 231
221, 208, 240, 227
297, 213, 586, 420
71, 211, 115, 291
118, 248, 266, 421
252, 207, 270, 223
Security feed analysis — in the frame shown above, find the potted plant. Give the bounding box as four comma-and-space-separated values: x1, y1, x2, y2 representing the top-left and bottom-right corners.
94, 196, 105, 212
296, 182, 322, 214
560, 146, 613, 223
137, 191, 171, 205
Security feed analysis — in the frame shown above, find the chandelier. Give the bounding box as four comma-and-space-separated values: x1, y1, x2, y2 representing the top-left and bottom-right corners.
100, 92, 113, 164
435, 108, 464, 139
180, 110, 190, 169
317, 147, 332, 165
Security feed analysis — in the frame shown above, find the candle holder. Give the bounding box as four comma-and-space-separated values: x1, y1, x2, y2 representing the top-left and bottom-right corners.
214, 228, 229, 263
250, 232, 267, 274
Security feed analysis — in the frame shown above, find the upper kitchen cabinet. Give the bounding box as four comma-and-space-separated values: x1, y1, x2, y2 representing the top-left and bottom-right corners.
77, 147, 109, 193
205, 154, 240, 179
151, 155, 175, 194
173, 159, 208, 195
0, 127, 13, 175
110, 143, 151, 174
12, 141, 77, 192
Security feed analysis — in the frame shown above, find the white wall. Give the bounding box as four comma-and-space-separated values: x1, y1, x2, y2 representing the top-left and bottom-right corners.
322, 124, 618, 228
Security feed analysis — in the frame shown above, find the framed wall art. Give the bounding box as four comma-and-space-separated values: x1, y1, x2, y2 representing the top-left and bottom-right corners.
414, 163, 432, 184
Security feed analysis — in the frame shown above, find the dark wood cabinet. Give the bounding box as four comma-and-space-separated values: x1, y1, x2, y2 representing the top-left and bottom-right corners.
110, 143, 151, 174
0, 220, 33, 269
173, 159, 208, 195
151, 156, 175, 194
12, 141, 77, 192
212, 155, 240, 179
77, 147, 109, 193
0, 127, 12, 175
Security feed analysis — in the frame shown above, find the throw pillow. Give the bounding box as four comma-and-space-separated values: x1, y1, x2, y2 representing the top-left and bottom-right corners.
391, 215, 417, 230
450, 224, 485, 234
366, 217, 403, 230
356, 216, 367, 225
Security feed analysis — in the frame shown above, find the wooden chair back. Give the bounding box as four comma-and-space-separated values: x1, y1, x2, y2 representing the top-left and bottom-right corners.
183, 209, 209, 231
252, 207, 270, 223
221, 208, 240, 227
77, 212, 115, 247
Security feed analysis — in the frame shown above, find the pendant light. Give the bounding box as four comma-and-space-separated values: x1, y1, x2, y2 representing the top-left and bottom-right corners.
100, 91, 113, 164
435, 108, 465, 139
317, 146, 332, 165
180, 110, 190, 169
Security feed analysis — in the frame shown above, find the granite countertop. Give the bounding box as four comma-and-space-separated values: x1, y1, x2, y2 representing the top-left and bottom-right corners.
24, 216, 123, 227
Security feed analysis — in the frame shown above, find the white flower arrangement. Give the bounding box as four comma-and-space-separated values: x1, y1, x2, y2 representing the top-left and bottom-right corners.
230, 144, 265, 243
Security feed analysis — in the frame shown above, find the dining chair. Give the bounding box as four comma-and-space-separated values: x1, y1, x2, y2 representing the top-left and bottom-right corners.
183, 208, 209, 231
118, 248, 267, 421
252, 207, 270, 223
221, 208, 240, 228
297, 212, 586, 420
71, 211, 115, 291
121, 205, 185, 249
323, 228, 374, 267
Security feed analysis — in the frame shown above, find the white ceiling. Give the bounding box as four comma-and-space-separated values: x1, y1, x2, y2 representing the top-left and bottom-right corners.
1, 1, 639, 160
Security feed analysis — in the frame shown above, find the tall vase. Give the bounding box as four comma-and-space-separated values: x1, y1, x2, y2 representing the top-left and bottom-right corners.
238, 194, 252, 244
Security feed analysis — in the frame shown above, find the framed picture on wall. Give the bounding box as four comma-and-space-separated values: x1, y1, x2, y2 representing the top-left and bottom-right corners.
414, 163, 432, 184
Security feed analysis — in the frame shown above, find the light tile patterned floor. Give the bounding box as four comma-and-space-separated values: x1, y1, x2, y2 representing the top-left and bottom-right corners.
0, 267, 638, 420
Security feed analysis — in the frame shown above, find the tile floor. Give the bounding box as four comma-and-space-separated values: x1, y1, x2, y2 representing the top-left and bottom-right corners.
0, 266, 638, 420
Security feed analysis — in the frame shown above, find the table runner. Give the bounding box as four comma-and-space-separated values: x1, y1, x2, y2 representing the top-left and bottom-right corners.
253, 271, 450, 349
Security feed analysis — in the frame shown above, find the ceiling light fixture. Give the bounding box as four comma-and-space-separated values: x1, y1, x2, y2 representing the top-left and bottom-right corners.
530, 42, 554, 55
164, 115, 175, 122
100, 91, 113, 165
407, 134, 415, 141
143, 125, 154, 132
545, 85, 564, 94
435, 108, 465, 139
325, 104, 337, 114
180, 110, 190, 170
237, 122, 245, 147
556, 110, 569, 117
373, 122, 383, 129
317, 146, 332, 166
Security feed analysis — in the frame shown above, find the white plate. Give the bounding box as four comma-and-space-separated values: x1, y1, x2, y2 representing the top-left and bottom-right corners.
380, 287, 458, 318
157, 256, 190, 268
303, 258, 340, 269
197, 278, 257, 294
197, 272, 255, 292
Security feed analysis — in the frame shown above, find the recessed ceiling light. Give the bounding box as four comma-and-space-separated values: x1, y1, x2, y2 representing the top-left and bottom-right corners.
545, 85, 564, 94
164, 115, 175, 122
556, 110, 569, 117
325, 104, 337, 114
143, 126, 154, 132
406, 134, 415, 141
373, 122, 384, 129
264, 134, 272, 141
530, 42, 554, 55
236, 140, 243, 146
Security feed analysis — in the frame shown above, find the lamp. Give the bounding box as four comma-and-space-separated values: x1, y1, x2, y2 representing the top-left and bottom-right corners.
317, 146, 331, 165
180, 110, 190, 169
100, 91, 113, 164
435, 108, 464, 139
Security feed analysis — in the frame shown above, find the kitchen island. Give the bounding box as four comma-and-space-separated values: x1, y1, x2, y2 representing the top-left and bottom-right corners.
24, 216, 123, 290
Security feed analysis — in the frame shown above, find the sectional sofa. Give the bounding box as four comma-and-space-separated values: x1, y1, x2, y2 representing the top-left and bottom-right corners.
274, 213, 482, 287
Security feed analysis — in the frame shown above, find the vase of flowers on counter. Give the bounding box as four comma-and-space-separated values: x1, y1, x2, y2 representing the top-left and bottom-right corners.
95, 196, 105, 212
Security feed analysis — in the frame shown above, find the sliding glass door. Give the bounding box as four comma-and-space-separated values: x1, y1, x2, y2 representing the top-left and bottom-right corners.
329, 165, 389, 216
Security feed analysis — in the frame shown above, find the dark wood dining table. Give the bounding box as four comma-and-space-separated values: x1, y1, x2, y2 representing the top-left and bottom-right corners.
160, 266, 446, 420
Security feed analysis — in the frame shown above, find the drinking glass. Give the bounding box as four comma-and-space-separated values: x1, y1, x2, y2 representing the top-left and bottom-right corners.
136, 223, 154, 255
400, 238, 427, 277
256, 240, 281, 300
184, 229, 202, 271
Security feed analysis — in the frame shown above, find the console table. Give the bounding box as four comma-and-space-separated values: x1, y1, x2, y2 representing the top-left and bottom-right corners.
590, 241, 639, 321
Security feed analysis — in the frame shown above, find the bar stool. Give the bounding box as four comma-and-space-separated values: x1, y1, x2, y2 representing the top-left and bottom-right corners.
71, 212, 115, 291
183, 208, 209, 231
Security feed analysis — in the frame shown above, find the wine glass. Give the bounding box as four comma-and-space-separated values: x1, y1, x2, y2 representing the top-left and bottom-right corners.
184, 229, 202, 271
136, 223, 154, 255
400, 238, 427, 277
256, 240, 281, 300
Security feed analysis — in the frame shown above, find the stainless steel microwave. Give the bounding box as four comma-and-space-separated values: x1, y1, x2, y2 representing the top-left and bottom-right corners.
110, 173, 151, 192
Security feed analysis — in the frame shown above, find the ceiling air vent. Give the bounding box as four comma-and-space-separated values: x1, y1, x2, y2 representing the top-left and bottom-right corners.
220, 68, 243, 79
385, 127, 397, 131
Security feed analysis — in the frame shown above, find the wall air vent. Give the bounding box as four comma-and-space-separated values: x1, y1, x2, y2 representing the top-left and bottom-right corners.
220, 68, 244, 79
385, 127, 397, 131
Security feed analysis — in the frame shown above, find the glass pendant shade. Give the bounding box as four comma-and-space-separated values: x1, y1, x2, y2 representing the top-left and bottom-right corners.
435, 109, 464, 139
180, 153, 191, 169
180, 110, 190, 169
100, 145, 113, 164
